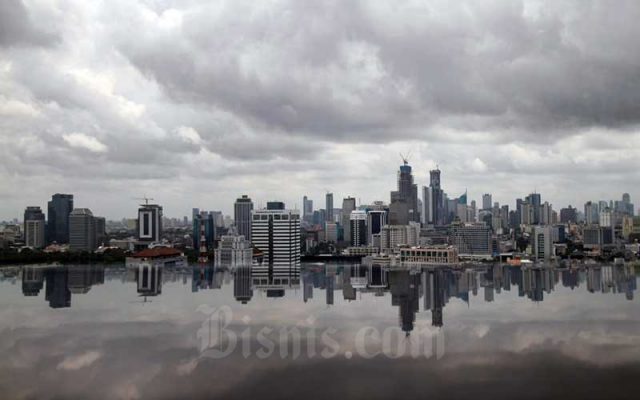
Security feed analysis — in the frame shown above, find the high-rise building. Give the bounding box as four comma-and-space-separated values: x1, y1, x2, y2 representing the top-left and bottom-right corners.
482, 194, 492, 210
47, 193, 74, 244
367, 206, 387, 246
584, 201, 598, 225
341, 197, 356, 242
69, 208, 96, 252
303, 196, 313, 221
325, 193, 334, 222
541, 202, 553, 225
193, 211, 216, 251
234, 195, 253, 241
137, 203, 163, 242
251, 207, 300, 268
391, 161, 420, 223
215, 234, 252, 266
94, 216, 106, 247
560, 206, 577, 224
23, 206, 45, 248
526, 193, 542, 224
533, 225, 553, 261
428, 168, 444, 225
349, 210, 367, 247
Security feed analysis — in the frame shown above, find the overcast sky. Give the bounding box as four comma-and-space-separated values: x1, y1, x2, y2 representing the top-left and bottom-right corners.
1, 0, 639, 220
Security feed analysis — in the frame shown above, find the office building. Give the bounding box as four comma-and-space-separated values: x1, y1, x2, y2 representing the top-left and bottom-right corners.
325, 193, 334, 222
482, 194, 492, 210
47, 193, 74, 244
193, 211, 216, 251
349, 210, 367, 247
526, 193, 542, 224
584, 201, 598, 225
450, 223, 492, 259
215, 234, 253, 266
137, 203, 163, 242
560, 206, 577, 224
251, 207, 301, 268
324, 222, 338, 243
94, 216, 106, 247
303, 196, 313, 222
69, 208, 96, 252
533, 225, 553, 261
341, 197, 356, 242
24, 206, 45, 248
367, 207, 387, 246
234, 195, 253, 241
428, 168, 444, 225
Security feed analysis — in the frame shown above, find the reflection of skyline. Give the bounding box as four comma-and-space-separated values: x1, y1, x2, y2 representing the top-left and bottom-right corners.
15, 264, 637, 330
21, 265, 104, 308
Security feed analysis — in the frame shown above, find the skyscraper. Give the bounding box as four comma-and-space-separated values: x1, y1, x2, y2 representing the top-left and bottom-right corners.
391, 160, 420, 223
526, 193, 542, 224
428, 168, 444, 225
69, 208, 96, 252
341, 197, 356, 242
24, 206, 45, 249
367, 206, 388, 246
482, 193, 492, 210
234, 195, 253, 241
47, 193, 73, 244
349, 210, 367, 247
137, 203, 163, 242
303, 196, 313, 221
325, 193, 334, 222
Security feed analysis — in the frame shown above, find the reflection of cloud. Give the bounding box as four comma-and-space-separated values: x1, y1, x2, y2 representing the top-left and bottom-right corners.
56, 350, 102, 370
176, 358, 199, 376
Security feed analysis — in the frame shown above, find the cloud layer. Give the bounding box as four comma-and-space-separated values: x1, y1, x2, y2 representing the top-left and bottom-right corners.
1, 0, 639, 218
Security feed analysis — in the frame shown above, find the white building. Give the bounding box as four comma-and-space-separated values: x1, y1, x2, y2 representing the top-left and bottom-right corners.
137, 204, 163, 242
215, 235, 253, 266
533, 225, 553, 261
349, 210, 367, 246
251, 208, 301, 269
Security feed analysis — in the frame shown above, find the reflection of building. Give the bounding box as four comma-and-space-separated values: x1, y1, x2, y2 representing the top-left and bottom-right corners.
45, 267, 71, 308
126, 247, 187, 268
134, 264, 162, 297
233, 266, 253, 304
22, 267, 44, 296
389, 269, 421, 335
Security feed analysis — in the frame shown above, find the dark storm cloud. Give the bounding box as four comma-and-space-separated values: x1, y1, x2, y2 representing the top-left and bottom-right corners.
0, 0, 58, 48
111, 0, 640, 142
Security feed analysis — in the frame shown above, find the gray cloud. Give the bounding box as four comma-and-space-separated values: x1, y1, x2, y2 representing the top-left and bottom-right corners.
1, 0, 639, 218
0, 0, 59, 47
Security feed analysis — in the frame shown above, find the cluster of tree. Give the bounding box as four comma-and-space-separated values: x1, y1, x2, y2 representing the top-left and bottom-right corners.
0, 248, 127, 266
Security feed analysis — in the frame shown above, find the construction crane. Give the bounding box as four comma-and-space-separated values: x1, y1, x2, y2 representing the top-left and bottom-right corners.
399, 151, 412, 165
133, 196, 154, 205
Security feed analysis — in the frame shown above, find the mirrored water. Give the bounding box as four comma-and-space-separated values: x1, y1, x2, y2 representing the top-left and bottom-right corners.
1, 263, 638, 399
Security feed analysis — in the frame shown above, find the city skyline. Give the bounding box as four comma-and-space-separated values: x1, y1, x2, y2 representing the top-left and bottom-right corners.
2, 1, 640, 220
